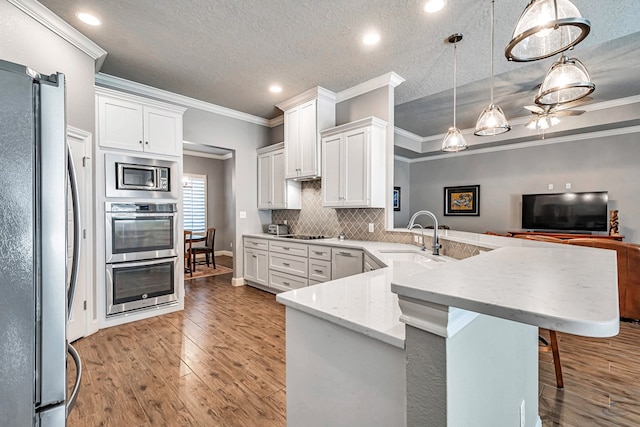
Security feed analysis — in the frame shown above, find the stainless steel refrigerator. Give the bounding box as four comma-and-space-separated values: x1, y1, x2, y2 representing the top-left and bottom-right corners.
0, 59, 82, 425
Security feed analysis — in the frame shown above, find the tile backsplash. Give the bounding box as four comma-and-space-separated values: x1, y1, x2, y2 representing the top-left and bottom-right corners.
272, 180, 488, 259
272, 180, 412, 243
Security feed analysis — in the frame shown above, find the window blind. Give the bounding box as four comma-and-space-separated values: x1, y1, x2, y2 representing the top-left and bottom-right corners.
183, 174, 206, 233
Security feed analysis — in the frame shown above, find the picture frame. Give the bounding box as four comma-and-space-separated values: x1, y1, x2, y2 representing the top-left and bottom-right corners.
393, 187, 401, 211
444, 185, 480, 216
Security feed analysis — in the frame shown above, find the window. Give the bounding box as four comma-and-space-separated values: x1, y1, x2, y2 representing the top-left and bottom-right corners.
183, 173, 206, 233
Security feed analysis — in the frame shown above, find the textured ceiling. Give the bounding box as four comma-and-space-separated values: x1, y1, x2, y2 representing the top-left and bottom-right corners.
39, 0, 640, 136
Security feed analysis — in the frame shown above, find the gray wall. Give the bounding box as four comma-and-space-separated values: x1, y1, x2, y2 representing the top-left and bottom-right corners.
336, 86, 390, 125
182, 108, 272, 276
408, 132, 640, 243
0, 1, 96, 133
183, 154, 231, 251
393, 158, 411, 228
270, 123, 284, 144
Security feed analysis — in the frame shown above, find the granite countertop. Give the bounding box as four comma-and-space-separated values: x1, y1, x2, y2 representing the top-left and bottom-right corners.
249, 231, 619, 348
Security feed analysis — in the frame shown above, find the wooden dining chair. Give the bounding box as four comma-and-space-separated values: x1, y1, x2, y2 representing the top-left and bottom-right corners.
192, 227, 216, 269
184, 230, 193, 277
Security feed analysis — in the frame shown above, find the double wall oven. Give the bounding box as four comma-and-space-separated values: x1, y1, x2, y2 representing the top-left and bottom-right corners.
105, 199, 179, 315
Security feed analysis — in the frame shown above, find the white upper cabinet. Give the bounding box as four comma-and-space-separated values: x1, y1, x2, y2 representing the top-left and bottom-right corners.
277, 88, 336, 180
321, 117, 387, 208
96, 87, 185, 157
257, 143, 301, 210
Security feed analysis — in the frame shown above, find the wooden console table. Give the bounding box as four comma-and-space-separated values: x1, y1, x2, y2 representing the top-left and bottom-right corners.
508, 231, 624, 241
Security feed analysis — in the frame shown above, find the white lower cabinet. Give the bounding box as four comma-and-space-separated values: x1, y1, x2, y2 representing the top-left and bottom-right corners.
244, 247, 269, 287
270, 270, 308, 292
244, 237, 369, 292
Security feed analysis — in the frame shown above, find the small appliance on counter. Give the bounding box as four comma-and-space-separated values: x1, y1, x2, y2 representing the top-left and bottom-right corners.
268, 223, 289, 236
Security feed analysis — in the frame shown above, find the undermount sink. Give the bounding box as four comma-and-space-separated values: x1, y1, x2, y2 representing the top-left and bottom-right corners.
377, 249, 449, 264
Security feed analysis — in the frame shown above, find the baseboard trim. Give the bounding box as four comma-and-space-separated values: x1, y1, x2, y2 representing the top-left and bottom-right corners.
231, 277, 246, 287
216, 250, 233, 257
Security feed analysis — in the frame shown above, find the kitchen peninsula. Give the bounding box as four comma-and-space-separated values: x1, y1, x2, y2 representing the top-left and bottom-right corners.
273, 230, 619, 427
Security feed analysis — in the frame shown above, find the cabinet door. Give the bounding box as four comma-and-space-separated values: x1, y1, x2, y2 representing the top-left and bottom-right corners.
244, 248, 268, 286
343, 128, 369, 206
258, 153, 272, 209
143, 106, 182, 156
322, 134, 343, 207
331, 248, 363, 280
271, 150, 287, 208
284, 108, 300, 178
298, 100, 318, 178
98, 96, 144, 151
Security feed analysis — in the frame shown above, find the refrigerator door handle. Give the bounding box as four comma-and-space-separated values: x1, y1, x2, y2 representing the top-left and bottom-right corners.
65, 343, 82, 416
67, 144, 81, 317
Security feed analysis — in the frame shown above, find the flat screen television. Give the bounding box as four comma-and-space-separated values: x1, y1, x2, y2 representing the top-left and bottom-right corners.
521, 191, 608, 232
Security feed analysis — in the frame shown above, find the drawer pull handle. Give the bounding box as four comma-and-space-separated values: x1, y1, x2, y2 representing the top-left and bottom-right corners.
283, 247, 290, 250
338, 252, 352, 256
282, 262, 290, 266
313, 251, 323, 255
283, 282, 290, 286
314, 269, 323, 273
252, 255, 257, 258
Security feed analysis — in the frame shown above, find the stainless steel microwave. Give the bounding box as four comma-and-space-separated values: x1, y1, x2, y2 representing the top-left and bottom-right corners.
106, 154, 178, 199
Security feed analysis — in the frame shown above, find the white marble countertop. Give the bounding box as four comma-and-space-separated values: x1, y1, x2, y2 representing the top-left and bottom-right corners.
252, 230, 619, 347
392, 246, 619, 338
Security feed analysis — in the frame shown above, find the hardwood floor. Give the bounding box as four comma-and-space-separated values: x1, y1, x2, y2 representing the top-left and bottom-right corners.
68, 256, 286, 426
69, 255, 640, 426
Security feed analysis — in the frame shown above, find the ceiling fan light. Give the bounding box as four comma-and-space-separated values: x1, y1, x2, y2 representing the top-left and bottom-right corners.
549, 116, 561, 126
474, 104, 511, 136
535, 55, 595, 105
505, 0, 590, 62
442, 127, 468, 152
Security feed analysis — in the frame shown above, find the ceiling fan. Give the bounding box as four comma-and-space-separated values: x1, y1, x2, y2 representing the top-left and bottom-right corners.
524, 98, 591, 137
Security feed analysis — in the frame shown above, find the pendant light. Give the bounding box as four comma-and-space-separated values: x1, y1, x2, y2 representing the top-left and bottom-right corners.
535, 54, 595, 106
505, 0, 590, 62
442, 33, 468, 153
475, 0, 511, 136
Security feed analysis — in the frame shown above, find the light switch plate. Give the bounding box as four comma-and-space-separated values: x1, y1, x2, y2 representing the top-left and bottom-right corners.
368, 223, 374, 233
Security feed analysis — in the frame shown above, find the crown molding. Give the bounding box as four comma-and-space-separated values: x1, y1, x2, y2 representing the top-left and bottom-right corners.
336, 72, 406, 103
256, 142, 285, 155
95, 85, 186, 113
320, 116, 387, 137
183, 149, 232, 160
268, 115, 284, 127
394, 126, 423, 142
405, 124, 640, 163
276, 86, 337, 112
95, 73, 271, 126
8, 0, 107, 70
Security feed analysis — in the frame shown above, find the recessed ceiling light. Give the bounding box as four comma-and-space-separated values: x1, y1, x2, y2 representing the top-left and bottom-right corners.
362, 32, 381, 46
424, 0, 447, 13
269, 85, 283, 93
76, 12, 101, 26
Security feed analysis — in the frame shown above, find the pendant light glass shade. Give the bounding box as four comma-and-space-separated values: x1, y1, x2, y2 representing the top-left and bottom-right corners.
535, 55, 595, 106
505, 0, 590, 62
475, 0, 510, 137
442, 127, 468, 152
442, 33, 468, 152
475, 104, 511, 136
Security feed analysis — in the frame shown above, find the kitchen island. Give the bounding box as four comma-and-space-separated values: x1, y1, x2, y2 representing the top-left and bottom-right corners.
274, 230, 619, 427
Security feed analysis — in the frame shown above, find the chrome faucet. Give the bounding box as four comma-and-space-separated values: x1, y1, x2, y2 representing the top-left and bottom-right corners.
407, 210, 441, 255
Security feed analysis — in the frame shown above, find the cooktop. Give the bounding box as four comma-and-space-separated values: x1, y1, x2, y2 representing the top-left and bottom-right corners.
280, 235, 326, 240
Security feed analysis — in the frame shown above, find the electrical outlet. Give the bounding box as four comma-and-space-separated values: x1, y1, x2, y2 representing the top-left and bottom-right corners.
414, 235, 419, 243
239, 211, 247, 219
230, 242, 233, 248
565, 182, 571, 189
283, 220, 287, 225
368, 223, 374, 233
520, 400, 525, 427
548, 184, 553, 190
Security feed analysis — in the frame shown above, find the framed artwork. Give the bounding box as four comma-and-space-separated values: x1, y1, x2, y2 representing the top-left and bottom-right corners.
444, 185, 480, 216
393, 187, 401, 211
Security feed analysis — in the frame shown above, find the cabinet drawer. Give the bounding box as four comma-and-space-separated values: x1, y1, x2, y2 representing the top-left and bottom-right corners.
269, 240, 309, 257
269, 253, 308, 277
308, 245, 331, 261
270, 270, 308, 291
308, 259, 331, 283
244, 237, 269, 251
